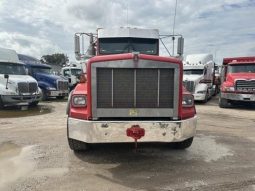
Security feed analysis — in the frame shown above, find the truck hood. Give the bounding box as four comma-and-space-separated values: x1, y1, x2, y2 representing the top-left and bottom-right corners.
0, 74, 37, 95
35, 72, 64, 81
183, 75, 203, 83
0, 74, 37, 84
227, 73, 255, 83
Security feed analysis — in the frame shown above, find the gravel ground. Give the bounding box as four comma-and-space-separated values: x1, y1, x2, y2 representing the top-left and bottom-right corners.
0, 96, 255, 191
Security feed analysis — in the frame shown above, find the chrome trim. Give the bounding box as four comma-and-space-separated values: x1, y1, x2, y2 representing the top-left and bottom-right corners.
1, 94, 41, 106
57, 79, 69, 91
157, 69, 160, 107
96, 108, 174, 118
234, 78, 255, 91
111, 69, 114, 107
134, 69, 136, 107
91, 59, 180, 119
67, 116, 197, 143
221, 92, 255, 102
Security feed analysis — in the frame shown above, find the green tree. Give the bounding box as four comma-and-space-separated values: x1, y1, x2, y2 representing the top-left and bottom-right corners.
40, 53, 69, 66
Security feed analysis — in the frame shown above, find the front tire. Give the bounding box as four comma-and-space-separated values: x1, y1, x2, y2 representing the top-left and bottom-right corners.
173, 137, 193, 149
202, 91, 209, 103
42, 90, 48, 101
68, 138, 89, 151
30, 101, 39, 107
56, 96, 65, 100
0, 97, 4, 109
219, 96, 229, 108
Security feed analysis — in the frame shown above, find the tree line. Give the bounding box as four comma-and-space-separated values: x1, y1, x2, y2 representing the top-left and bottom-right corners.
40, 53, 69, 66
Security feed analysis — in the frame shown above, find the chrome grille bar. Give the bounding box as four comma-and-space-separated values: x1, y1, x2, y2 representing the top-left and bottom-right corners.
111, 69, 114, 108
157, 69, 160, 107
134, 69, 136, 107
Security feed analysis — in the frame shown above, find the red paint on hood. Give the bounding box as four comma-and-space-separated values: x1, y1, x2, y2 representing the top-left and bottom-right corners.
227, 73, 255, 84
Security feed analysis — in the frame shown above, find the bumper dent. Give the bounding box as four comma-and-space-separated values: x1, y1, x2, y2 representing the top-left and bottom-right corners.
67, 116, 197, 143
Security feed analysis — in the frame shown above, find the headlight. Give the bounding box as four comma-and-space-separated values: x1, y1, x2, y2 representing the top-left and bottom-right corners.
72, 95, 87, 107
224, 86, 235, 92
182, 94, 194, 107
197, 90, 206, 94
47, 87, 56, 90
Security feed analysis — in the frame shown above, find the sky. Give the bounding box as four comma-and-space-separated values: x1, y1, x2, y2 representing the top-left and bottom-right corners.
0, 0, 255, 64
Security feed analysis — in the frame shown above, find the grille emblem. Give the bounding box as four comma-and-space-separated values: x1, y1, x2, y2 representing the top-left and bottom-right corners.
129, 109, 138, 116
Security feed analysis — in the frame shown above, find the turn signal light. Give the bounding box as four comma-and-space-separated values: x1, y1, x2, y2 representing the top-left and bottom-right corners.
79, 73, 87, 83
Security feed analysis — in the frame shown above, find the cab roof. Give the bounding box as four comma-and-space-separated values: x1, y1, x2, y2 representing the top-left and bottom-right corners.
223, 56, 255, 65
0, 47, 23, 64
18, 54, 52, 69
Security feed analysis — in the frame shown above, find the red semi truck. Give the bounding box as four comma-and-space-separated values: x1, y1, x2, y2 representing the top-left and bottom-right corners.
219, 56, 255, 108
66, 28, 197, 151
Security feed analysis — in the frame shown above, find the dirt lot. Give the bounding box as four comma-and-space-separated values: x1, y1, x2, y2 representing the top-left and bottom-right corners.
0, 97, 255, 191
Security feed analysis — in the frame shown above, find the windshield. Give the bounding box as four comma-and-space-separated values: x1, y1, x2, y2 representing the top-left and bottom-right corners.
63, 69, 82, 77
184, 69, 204, 75
71, 69, 82, 75
228, 64, 255, 73
99, 37, 158, 55
31, 67, 52, 74
0, 62, 26, 75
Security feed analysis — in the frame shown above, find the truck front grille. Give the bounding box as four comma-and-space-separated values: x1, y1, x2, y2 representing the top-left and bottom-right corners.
183, 81, 195, 93
57, 80, 68, 90
236, 80, 255, 92
18, 82, 38, 94
97, 68, 174, 108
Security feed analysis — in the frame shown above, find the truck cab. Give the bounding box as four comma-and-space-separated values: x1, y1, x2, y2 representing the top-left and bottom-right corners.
18, 54, 69, 100
67, 28, 197, 151
219, 56, 255, 108
183, 54, 215, 103
61, 65, 82, 91
0, 48, 41, 108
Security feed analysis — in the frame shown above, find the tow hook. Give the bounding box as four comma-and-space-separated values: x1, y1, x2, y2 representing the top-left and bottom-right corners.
126, 125, 145, 151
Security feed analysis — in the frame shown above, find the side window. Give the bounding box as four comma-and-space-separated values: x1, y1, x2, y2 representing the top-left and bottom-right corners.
63, 70, 70, 77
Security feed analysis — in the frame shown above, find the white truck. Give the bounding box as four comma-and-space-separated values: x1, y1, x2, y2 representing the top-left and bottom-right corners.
61, 64, 82, 91
0, 48, 41, 108
183, 54, 216, 103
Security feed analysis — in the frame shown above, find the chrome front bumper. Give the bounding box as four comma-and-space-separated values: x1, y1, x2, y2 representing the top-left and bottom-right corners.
1, 94, 41, 106
48, 90, 69, 97
67, 116, 197, 143
221, 92, 255, 102
194, 93, 206, 101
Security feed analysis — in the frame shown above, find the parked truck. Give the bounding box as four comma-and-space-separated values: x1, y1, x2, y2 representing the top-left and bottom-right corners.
219, 56, 255, 108
66, 28, 197, 151
0, 48, 41, 108
183, 54, 216, 103
60, 64, 82, 91
18, 54, 69, 100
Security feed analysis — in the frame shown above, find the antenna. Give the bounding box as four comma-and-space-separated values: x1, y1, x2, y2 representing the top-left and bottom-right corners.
172, 0, 178, 55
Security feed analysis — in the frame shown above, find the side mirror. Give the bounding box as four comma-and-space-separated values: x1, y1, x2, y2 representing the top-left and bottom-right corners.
220, 66, 227, 82
4, 74, 9, 89
4, 74, 9, 79
88, 33, 96, 56
177, 37, 184, 56
74, 34, 81, 60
